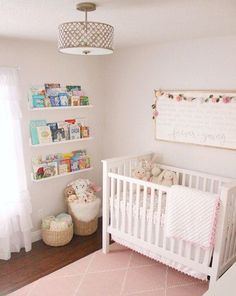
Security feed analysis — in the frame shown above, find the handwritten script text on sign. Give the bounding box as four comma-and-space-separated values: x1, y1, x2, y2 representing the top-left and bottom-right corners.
156, 96, 236, 149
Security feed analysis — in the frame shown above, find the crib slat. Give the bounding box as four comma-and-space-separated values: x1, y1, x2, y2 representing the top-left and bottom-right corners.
110, 177, 115, 228
141, 186, 148, 241
128, 182, 133, 235
170, 238, 175, 253
231, 196, 236, 257
210, 180, 214, 193
155, 190, 163, 246
196, 176, 200, 190
203, 178, 207, 192
224, 218, 233, 263
179, 240, 185, 257
129, 160, 132, 177
189, 175, 192, 188
228, 196, 236, 259
176, 172, 180, 184
134, 184, 141, 238
196, 247, 202, 263
147, 188, 155, 243
182, 174, 186, 186
203, 249, 212, 266
164, 235, 171, 251
122, 180, 127, 233
116, 179, 121, 231
185, 243, 192, 259
223, 198, 234, 263
117, 165, 121, 175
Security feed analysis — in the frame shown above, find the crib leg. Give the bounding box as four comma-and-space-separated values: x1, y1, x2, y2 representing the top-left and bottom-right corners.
102, 229, 110, 254
102, 161, 110, 254
208, 274, 217, 291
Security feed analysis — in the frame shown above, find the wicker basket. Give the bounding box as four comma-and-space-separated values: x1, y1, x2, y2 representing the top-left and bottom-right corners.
68, 205, 98, 236
41, 224, 73, 247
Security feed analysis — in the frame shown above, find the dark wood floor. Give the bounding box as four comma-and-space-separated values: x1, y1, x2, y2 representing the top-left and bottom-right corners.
0, 218, 103, 296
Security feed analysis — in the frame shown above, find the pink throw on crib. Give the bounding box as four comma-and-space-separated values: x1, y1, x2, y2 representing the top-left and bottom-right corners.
165, 185, 220, 249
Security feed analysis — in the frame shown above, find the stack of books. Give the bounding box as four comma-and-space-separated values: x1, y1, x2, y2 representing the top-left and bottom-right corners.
30, 83, 90, 108
30, 118, 90, 145
32, 150, 91, 180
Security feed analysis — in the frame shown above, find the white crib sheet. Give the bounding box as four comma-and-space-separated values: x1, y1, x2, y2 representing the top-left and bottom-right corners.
112, 190, 166, 225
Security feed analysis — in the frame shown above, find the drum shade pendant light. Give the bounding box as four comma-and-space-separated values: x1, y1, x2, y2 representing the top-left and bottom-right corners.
58, 2, 114, 55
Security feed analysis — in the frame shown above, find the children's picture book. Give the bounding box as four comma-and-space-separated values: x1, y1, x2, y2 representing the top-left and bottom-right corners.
47, 122, 58, 142
30, 86, 45, 96
49, 95, 60, 107
45, 84, 61, 96
70, 159, 79, 172
80, 96, 89, 106
58, 163, 69, 175
66, 85, 81, 94
32, 95, 45, 108
81, 126, 90, 138
69, 124, 81, 140
60, 159, 71, 172
44, 97, 51, 108
33, 161, 58, 179
71, 96, 80, 106
79, 158, 87, 170
31, 149, 90, 179
85, 156, 91, 168
53, 128, 66, 142
57, 121, 70, 140
65, 119, 76, 124
58, 93, 69, 106
37, 126, 52, 144
30, 120, 47, 145
45, 83, 60, 91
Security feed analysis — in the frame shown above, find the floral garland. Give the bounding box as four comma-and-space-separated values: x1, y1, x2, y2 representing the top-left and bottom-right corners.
152, 90, 236, 119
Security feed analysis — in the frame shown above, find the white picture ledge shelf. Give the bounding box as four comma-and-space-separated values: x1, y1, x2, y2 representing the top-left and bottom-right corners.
30, 137, 94, 147
29, 105, 93, 111
31, 167, 93, 182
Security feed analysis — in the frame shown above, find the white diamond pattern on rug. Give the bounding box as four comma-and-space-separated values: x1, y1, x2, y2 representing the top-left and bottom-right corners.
7, 243, 209, 296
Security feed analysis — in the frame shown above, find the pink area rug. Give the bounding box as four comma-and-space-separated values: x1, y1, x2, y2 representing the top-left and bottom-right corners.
8, 243, 208, 296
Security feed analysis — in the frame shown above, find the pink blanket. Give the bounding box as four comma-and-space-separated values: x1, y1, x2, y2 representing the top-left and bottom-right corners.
165, 185, 220, 249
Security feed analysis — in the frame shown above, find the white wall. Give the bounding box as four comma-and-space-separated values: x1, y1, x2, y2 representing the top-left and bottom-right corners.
1, 35, 236, 233
102, 36, 236, 179
0, 37, 105, 231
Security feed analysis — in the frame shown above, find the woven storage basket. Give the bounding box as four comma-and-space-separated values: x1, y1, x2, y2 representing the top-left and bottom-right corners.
41, 224, 73, 247
68, 205, 98, 236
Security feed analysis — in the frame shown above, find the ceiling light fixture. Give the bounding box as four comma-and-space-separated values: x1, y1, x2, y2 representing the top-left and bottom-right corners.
58, 2, 114, 55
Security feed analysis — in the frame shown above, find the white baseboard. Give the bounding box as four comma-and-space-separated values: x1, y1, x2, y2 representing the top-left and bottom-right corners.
31, 229, 41, 243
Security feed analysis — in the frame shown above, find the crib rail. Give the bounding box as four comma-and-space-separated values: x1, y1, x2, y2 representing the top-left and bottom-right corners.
102, 153, 236, 287
213, 182, 236, 277
106, 172, 214, 275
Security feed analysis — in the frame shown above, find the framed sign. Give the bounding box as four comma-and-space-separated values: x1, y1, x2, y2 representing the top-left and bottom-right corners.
154, 90, 236, 150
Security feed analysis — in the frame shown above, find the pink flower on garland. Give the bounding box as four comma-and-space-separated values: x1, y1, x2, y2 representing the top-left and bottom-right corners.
222, 96, 231, 104
176, 95, 183, 102
153, 110, 158, 117
211, 97, 218, 103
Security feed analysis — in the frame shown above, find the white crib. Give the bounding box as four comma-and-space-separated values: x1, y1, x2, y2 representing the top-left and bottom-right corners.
102, 153, 236, 289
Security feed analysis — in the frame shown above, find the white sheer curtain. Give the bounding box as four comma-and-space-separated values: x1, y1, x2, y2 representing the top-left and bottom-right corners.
0, 67, 32, 260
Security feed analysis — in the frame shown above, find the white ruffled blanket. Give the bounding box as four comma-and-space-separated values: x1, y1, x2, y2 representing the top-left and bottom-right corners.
69, 198, 101, 222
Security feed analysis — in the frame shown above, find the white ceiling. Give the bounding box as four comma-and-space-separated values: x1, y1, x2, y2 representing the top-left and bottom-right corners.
0, 0, 236, 48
